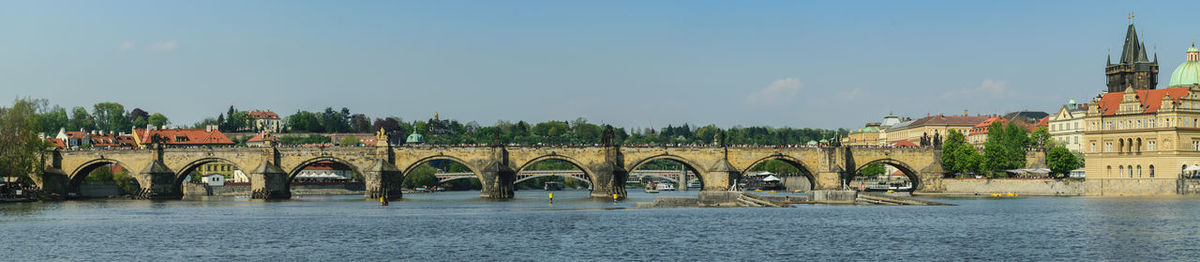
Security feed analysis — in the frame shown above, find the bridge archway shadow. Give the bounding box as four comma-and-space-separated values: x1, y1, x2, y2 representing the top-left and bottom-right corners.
408, 157, 482, 192
741, 157, 815, 192
68, 160, 138, 199
175, 158, 244, 197
514, 158, 593, 196
287, 158, 363, 197
628, 157, 704, 192
849, 159, 919, 193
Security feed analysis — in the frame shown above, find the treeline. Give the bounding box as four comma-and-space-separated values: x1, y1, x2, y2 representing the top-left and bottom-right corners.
941, 122, 1082, 178
29, 100, 169, 135
18, 99, 850, 146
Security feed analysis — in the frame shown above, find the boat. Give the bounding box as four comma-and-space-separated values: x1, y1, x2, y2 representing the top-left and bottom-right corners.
863, 181, 912, 192
686, 182, 701, 189
644, 182, 660, 193
656, 182, 676, 191
544, 181, 564, 191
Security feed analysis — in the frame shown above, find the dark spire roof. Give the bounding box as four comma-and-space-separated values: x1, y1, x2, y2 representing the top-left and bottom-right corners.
1119, 23, 1150, 64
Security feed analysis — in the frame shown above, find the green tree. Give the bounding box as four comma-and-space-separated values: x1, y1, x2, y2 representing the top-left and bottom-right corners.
941, 129, 981, 177
112, 169, 139, 194
70, 106, 94, 131
38, 106, 69, 134
0, 99, 49, 182
1047, 146, 1079, 178
339, 136, 360, 146
402, 165, 438, 188
148, 113, 169, 127
858, 163, 886, 177
92, 102, 129, 132
131, 116, 148, 130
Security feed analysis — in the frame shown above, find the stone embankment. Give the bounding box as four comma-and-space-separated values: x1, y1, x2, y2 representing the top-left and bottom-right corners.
928, 178, 1084, 196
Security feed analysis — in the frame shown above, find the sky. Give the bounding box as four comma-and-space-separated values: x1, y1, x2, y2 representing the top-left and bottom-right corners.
2, 0, 1198, 130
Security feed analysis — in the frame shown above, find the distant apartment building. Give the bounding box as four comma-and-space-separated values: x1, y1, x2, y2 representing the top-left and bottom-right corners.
881, 112, 989, 146
49, 128, 137, 149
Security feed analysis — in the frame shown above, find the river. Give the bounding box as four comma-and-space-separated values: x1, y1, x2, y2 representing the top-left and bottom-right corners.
2, 190, 1199, 261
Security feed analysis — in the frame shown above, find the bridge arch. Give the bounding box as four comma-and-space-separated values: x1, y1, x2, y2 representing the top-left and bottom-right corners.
404, 155, 483, 184
627, 154, 706, 188
513, 155, 595, 187
287, 156, 364, 181
67, 158, 137, 197
741, 155, 817, 191
174, 157, 245, 181
851, 158, 920, 191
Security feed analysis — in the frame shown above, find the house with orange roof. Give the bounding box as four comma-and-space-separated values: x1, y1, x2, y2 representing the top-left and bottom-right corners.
52, 128, 137, 150
131, 125, 235, 148
966, 116, 1007, 149
247, 110, 283, 133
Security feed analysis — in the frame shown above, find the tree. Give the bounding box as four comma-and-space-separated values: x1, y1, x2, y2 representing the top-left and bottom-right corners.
286, 111, 323, 133
402, 164, 438, 189
858, 163, 886, 177
0, 99, 49, 182
1029, 127, 1053, 151
148, 113, 169, 127
349, 114, 371, 133
1047, 146, 1079, 178
941, 129, 981, 177
92, 102, 129, 132
38, 106, 69, 134
339, 136, 360, 146
126, 108, 149, 123
70, 106, 94, 131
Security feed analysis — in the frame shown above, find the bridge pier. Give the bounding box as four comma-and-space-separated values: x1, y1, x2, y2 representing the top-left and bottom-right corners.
135, 161, 182, 200
364, 160, 403, 200
815, 172, 844, 190
32, 169, 69, 200
249, 162, 291, 200
588, 162, 628, 200
704, 159, 740, 191
479, 161, 515, 199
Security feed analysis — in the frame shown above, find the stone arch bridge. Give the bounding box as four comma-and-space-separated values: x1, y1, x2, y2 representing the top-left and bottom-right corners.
33, 144, 947, 200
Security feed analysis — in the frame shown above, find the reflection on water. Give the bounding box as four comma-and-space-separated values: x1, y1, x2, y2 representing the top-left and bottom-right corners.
2, 191, 1199, 260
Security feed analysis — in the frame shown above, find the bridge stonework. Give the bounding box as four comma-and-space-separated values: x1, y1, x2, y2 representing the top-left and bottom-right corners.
36, 145, 947, 201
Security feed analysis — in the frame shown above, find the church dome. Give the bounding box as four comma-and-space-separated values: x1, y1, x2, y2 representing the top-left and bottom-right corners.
1169, 45, 1200, 88
405, 133, 425, 144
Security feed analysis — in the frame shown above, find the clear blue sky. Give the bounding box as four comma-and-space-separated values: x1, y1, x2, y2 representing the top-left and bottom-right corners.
2, 0, 1196, 129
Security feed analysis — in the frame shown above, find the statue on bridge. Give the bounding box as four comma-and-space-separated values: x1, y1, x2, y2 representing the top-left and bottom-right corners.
601, 125, 614, 146
932, 130, 942, 148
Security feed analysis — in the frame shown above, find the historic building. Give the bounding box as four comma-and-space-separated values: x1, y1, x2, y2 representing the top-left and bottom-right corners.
247, 110, 282, 133
881, 112, 989, 146
50, 128, 137, 150
1049, 100, 1089, 152
1105, 21, 1159, 93
967, 116, 1006, 149
131, 125, 235, 148
1083, 44, 1200, 195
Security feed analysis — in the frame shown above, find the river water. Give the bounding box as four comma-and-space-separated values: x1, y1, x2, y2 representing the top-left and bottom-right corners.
2, 190, 1199, 261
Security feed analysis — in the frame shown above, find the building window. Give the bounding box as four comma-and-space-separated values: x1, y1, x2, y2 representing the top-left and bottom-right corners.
1149, 141, 1156, 151
1137, 165, 1142, 178
1119, 166, 1125, 177
1105, 142, 1112, 152
1107, 166, 1112, 177
1091, 143, 1096, 152
1128, 165, 1134, 178
1150, 165, 1155, 178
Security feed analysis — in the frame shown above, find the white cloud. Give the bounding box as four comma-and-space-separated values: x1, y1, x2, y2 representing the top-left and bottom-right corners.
149, 40, 178, 51
942, 79, 1010, 98
841, 87, 863, 99
746, 78, 803, 105
118, 41, 136, 50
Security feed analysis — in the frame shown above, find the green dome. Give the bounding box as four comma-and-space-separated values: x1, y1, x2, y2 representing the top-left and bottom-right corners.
1169, 60, 1200, 88
405, 133, 425, 144
1190, 46, 1199, 53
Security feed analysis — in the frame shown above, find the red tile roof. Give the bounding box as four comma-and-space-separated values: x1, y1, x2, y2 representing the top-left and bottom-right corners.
135, 128, 234, 146
891, 140, 919, 148
1096, 87, 1191, 116
909, 115, 992, 127
247, 110, 280, 120
969, 117, 1006, 136
247, 133, 278, 142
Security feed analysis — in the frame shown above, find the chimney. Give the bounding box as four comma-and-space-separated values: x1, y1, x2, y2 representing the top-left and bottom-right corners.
964, 109, 969, 116
206, 125, 215, 133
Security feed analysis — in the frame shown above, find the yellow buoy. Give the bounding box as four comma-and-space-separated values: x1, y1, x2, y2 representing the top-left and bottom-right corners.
612, 193, 619, 202
754, 189, 762, 192
768, 190, 777, 193
887, 190, 895, 193
793, 190, 802, 193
